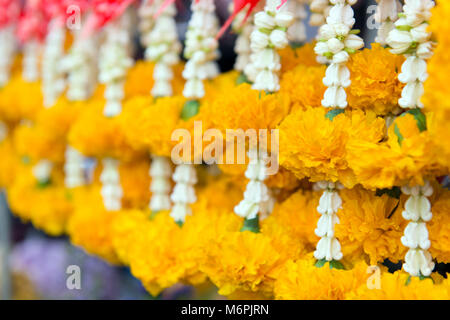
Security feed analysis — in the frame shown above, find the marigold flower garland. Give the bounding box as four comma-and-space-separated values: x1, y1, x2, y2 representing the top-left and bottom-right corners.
386, 0, 436, 278
312, 0, 363, 267
374, 0, 401, 46
146, 0, 181, 97
246, 0, 293, 91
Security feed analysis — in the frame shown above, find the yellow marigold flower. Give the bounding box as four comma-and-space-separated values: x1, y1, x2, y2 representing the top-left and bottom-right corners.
201, 203, 306, 298
0, 75, 43, 123
347, 44, 405, 115
209, 83, 290, 132
128, 211, 184, 296
336, 187, 407, 265
0, 136, 18, 188
202, 231, 290, 298
428, 188, 450, 263
111, 209, 149, 265
279, 64, 327, 111
278, 42, 319, 74
274, 257, 369, 300
266, 189, 320, 252
347, 113, 445, 189
67, 186, 122, 264
121, 177, 242, 296
347, 271, 450, 300
202, 70, 240, 104
8, 164, 73, 236
69, 99, 143, 161
423, 3, 450, 168
279, 107, 385, 187
13, 100, 84, 164
120, 95, 186, 157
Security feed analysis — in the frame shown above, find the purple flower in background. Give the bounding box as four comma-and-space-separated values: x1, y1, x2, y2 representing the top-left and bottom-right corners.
9, 234, 150, 300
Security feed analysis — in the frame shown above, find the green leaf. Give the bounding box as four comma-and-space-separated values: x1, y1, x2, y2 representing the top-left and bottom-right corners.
258, 27, 272, 35
315, 259, 327, 268
404, 108, 427, 132
325, 109, 345, 121
290, 42, 304, 50
344, 47, 356, 54
396, 25, 412, 32
65, 191, 73, 201
149, 210, 159, 220
329, 260, 345, 270
236, 73, 251, 85
175, 220, 184, 228
394, 123, 404, 145
405, 275, 412, 286
419, 272, 434, 283
323, 52, 333, 59
376, 187, 402, 199
349, 29, 360, 35
240, 216, 260, 233
180, 100, 200, 121
36, 179, 52, 189
21, 156, 30, 165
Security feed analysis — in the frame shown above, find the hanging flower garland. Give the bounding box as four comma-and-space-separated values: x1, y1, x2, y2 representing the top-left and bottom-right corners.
374, 0, 401, 46
182, 0, 219, 101
309, 0, 332, 27
41, 0, 69, 108
386, 0, 436, 278
312, 0, 364, 267
146, 0, 181, 97
17, 0, 47, 82
286, 0, 307, 44
245, 0, 293, 90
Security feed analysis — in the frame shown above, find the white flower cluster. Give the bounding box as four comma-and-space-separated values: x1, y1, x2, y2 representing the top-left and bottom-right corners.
170, 164, 197, 223
375, 0, 401, 45
309, 0, 332, 27
32, 159, 53, 183
315, 0, 364, 109
138, 0, 157, 44
149, 156, 172, 212
287, 0, 308, 43
0, 25, 16, 87
42, 20, 66, 108
386, 0, 435, 109
182, 0, 220, 100
401, 181, 435, 277
234, 150, 275, 221
313, 181, 344, 261
22, 40, 41, 82
61, 31, 98, 102
99, 13, 134, 117
64, 146, 85, 188
145, 0, 181, 97
245, 0, 294, 92
100, 158, 123, 211
232, 4, 256, 73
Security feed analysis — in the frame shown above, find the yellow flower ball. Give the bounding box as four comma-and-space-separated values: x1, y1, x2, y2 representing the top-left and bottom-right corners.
274, 257, 369, 300
347, 44, 405, 115
279, 107, 385, 187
